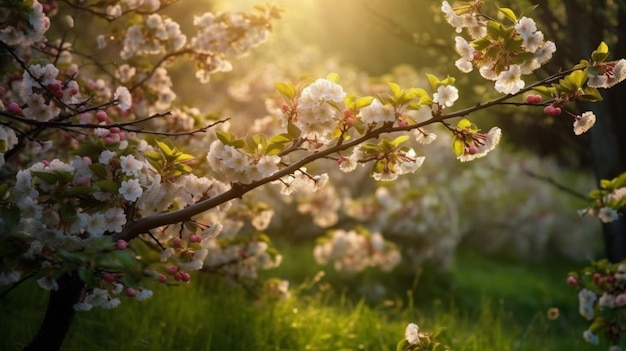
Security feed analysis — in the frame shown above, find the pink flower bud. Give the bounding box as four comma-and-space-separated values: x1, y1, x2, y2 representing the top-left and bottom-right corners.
344, 117, 354, 127
102, 272, 116, 283
172, 237, 182, 248
181, 272, 191, 282
7, 102, 22, 115
125, 287, 137, 297
166, 266, 178, 275
189, 234, 202, 244
173, 272, 182, 281
566, 276, 578, 286
95, 111, 108, 122
158, 274, 167, 283
116, 239, 127, 250
543, 106, 555, 115
525, 94, 542, 104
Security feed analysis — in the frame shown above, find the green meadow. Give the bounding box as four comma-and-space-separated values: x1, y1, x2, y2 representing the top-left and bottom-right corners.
1, 243, 603, 351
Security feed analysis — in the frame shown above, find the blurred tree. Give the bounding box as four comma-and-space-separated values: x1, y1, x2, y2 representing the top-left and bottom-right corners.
316, 0, 626, 262
530, 0, 626, 262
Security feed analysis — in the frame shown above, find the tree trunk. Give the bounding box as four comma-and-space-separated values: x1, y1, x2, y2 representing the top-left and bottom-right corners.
562, 1, 626, 263
23, 273, 85, 351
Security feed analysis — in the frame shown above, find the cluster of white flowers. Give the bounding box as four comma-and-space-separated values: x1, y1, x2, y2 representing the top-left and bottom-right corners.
579, 186, 626, 223
441, 1, 486, 38
273, 168, 329, 196
190, 11, 271, 83
443, 2, 556, 95
358, 98, 396, 124
17, 63, 82, 121
120, 13, 186, 59
296, 186, 342, 228
73, 286, 153, 311
204, 238, 282, 280
294, 78, 346, 144
206, 140, 281, 184
0, 0, 50, 48
313, 229, 401, 274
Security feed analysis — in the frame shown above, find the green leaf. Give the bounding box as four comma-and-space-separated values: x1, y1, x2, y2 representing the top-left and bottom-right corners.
174, 163, 193, 174
486, 20, 504, 38
216, 130, 232, 145
592, 41, 609, 63
326, 72, 340, 83
440, 76, 456, 87
95, 180, 120, 193
391, 135, 410, 148
31, 171, 59, 184
453, 138, 465, 156
396, 339, 410, 351
430, 326, 447, 338
533, 86, 557, 98
274, 81, 296, 100
456, 118, 473, 130
426, 73, 441, 91
268, 133, 291, 144
388, 82, 403, 100
581, 87, 603, 102
498, 7, 517, 23
287, 121, 301, 139
71, 138, 105, 158
472, 38, 492, 51
588, 189, 604, 199
355, 96, 374, 109
174, 153, 195, 163
66, 186, 97, 197
78, 267, 95, 284
155, 140, 175, 157
88, 163, 109, 179
265, 142, 285, 156
567, 70, 588, 89
0, 205, 20, 228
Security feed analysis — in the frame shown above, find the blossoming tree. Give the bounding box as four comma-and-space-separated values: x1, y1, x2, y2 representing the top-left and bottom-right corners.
0, 1, 625, 350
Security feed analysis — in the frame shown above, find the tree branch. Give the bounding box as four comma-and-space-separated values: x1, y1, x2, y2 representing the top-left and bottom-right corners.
113, 67, 580, 241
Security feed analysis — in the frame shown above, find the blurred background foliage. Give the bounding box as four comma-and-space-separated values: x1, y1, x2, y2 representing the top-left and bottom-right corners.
148, 0, 607, 263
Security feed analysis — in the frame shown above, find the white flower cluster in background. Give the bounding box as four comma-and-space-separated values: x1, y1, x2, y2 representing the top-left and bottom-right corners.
313, 229, 401, 274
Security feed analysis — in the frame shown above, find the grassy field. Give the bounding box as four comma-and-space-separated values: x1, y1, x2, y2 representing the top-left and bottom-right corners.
0, 243, 606, 351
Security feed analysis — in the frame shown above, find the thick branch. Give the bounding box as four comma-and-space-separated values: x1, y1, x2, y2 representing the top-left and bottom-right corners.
114, 68, 579, 241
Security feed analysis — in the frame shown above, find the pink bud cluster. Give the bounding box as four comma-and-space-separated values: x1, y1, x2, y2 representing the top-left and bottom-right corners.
165, 265, 191, 282
543, 105, 562, 116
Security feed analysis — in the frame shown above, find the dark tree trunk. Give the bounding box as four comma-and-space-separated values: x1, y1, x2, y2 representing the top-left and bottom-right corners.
23, 273, 85, 351
561, 1, 626, 262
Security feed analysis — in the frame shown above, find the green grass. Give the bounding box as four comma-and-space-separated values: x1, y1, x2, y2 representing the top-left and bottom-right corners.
0, 244, 607, 351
